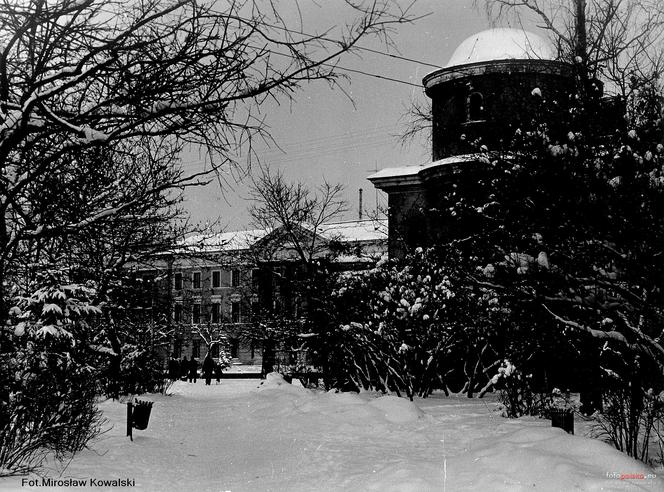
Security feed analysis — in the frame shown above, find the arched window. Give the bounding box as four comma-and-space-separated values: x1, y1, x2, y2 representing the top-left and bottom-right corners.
467, 92, 484, 121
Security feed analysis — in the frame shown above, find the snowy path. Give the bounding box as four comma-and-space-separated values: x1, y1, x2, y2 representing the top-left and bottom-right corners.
1, 376, 661, 491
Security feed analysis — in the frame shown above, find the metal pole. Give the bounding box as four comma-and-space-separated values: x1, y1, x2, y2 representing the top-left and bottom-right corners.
359, 188, 363, 220
127, 401, 133, 441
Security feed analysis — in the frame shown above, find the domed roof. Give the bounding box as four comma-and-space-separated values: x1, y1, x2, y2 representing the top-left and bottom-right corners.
446, 28, 556, 67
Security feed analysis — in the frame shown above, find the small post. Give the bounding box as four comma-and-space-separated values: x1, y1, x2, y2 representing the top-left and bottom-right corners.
358, 188, 363, 220
127, 401, 133, 441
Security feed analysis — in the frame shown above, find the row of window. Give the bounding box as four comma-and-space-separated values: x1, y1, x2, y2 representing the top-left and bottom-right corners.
174, 301, 258, 324
172, 338, 242, 359
174, 269, 246, 290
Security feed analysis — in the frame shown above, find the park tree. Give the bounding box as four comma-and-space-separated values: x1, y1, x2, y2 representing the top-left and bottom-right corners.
479, 0, 664, 95
0, 0, 417, 318
248, 167, 349, 377
464, 0, 664, 461
401, 0, 664, 397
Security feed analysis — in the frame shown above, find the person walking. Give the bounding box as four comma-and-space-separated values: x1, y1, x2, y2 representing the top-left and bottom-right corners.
202, 353, 215, 386
168, 356, 180, 382
214, 360, 223, 384
188, 357, 198, 383
180, 356, 188, 381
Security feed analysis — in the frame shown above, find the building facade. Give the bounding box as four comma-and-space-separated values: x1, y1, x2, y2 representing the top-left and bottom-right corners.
138, 219, 387, 366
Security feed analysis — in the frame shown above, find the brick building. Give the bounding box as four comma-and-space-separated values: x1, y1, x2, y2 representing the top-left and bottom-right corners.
138, 219, 387, 366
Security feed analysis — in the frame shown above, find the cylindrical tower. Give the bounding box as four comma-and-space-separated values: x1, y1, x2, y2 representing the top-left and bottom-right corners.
423, 29, 574, 160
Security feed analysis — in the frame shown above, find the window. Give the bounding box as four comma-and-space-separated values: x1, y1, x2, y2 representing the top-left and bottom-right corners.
192, 339, 200, 359
251, 269, 260, 288
229, 338, 239, 358
231, 269, 240, 287
174, 273, 182, 290
174, 304, 182, 323
467, 92, 484, 121
212, 270, 221, 288
251, 299, 260, 320
192, 304, 201, 324
192, 272, 201, 289
231, 301, 241, 323
173, 338, 182, 359
273, 266, 285, 288
293, 297, 302, 318
211, 303, 221, 323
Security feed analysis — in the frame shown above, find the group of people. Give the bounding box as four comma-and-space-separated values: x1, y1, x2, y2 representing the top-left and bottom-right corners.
168, 353, 223, 385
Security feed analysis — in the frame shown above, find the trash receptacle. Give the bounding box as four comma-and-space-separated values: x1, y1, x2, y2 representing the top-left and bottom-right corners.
132, 399, 153, 430
551, 409, 574, 435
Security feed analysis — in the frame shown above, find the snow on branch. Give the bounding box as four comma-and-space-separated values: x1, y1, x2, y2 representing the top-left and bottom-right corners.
542, 304, 664, 374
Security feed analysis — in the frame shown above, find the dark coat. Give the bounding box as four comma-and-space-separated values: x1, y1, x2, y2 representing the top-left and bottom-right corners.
188, 358, 198, 377
202, 356, 215, 377
168, 358, 180, 379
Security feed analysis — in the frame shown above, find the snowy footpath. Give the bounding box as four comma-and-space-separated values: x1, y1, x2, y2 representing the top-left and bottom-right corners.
1, 374, 662, 491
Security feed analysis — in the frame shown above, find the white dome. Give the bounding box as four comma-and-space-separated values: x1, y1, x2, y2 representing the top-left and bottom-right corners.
446, 28, 555, 67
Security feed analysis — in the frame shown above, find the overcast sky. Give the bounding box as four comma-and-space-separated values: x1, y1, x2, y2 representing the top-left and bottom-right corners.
181, 0, 528, 230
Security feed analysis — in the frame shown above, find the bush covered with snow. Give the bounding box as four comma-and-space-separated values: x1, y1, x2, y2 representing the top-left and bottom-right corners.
318, 247, 513, 399
1, 273, 106, 476
95, 275, 174, 398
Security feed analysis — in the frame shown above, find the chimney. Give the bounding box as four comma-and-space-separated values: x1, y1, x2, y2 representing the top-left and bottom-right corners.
358, 188, 363, 220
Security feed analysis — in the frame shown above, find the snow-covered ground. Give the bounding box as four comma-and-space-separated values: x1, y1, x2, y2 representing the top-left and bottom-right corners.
1, 374, 661, 491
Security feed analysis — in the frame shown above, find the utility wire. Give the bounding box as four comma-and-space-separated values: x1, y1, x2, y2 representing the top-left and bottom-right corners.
331, 63, 422, 88
179, 133, 398, 171
250, 18, 442, 69
206, 8, 442, 70
267, 49, 422, 88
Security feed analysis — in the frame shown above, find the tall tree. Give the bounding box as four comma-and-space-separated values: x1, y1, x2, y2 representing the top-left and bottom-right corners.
248, 167, 348, 376
0, 0, 417, 317
479, 0, 664, 95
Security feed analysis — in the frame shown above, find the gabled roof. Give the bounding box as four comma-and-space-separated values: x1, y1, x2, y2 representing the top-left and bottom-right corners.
176, 229, 268, 254
173, 219, 387, 255
314, 219, 387, 242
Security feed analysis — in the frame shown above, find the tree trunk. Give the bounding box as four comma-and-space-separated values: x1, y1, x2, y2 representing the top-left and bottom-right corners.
575, 0, 587, 62
262, 339, 275, 377
575, 0, 589, 86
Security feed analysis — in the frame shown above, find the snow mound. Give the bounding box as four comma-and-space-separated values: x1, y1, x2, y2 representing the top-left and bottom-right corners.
368, 395, 425, 423
446, 426, 662, 491
264, 372, 288, 385
323, 390, 367, 405
5, 381, 661, 491
255, 372, 309, 396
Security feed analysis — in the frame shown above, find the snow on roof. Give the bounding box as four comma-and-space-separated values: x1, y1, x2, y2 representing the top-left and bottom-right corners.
178, 229, 268, 253
317, 219, 387, 242
175, 219, 387, 254
446, 28, 555, 68
368, 154, 479, 182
